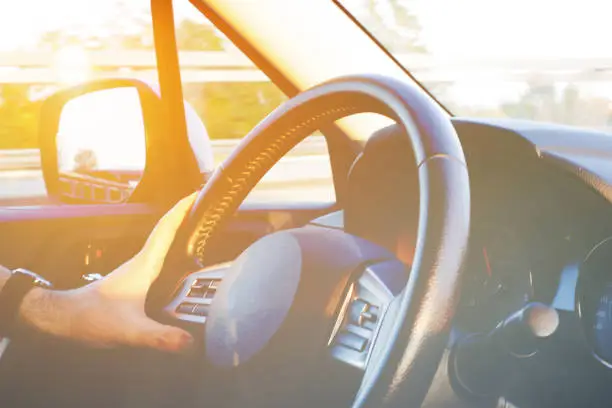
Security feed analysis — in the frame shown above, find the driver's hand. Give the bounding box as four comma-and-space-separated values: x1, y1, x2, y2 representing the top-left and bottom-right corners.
20, 194, 197, 353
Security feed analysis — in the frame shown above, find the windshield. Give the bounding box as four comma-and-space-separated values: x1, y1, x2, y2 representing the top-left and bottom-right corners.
339, 0, 612, 130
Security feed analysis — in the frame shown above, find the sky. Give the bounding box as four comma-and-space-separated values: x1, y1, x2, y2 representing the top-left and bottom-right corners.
411, 0, 612, 58
0, 0, 203, 51
1, 0, 611, 112
0, 0, 608, 170
0, 0, 610, 57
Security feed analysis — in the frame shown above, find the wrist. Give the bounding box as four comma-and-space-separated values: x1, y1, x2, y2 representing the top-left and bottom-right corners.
0, 268, 54, 337
19, 287, 74, 338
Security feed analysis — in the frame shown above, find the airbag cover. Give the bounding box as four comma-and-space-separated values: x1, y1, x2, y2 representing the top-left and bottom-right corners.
205, 227, 394, 369
206, 232, 301, 366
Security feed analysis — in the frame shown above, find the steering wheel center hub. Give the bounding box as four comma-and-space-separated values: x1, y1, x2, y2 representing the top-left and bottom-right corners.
205, 227, 395, 369
206, 231, 303, 367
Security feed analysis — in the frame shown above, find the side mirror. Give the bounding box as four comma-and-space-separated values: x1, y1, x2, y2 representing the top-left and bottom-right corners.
39, 79, 214, 204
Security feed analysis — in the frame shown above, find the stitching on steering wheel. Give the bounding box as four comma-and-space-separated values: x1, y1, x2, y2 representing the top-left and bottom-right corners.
192, 105, 358, 264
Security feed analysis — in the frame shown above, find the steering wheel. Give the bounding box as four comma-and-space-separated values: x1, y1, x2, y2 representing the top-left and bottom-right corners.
158, 74, 470, 407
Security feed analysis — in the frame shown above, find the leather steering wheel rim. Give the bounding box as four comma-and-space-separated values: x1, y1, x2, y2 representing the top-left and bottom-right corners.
176, 74, 470, 407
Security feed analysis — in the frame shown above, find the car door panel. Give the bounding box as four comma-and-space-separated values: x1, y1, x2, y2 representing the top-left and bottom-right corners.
0, 204, 161, 287
0, 202, 335, 288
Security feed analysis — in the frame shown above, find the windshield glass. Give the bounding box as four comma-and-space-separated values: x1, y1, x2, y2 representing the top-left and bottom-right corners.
339, 0, 612, 130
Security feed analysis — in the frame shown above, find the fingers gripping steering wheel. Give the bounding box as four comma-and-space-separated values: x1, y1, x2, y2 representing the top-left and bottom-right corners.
156, 75, 470, 408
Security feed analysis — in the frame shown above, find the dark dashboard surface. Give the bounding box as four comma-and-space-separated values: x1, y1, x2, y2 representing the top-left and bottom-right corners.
315, 118, 612, 407
323, 117, 612, 323
452, 118, 612, 406
454, 117, 612, 204
452, 117, 612, 317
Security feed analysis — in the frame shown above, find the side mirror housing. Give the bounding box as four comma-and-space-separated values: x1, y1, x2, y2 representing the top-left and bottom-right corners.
39, 79, 213, 204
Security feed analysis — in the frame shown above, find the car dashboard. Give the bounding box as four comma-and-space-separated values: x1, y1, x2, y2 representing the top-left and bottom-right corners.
452, 118, 610, 333
312, 118, 612, 407
128, 116, 612, 408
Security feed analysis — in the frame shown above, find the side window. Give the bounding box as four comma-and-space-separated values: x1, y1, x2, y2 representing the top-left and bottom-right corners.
0, 1, 334, 207
175, 1, 335, 204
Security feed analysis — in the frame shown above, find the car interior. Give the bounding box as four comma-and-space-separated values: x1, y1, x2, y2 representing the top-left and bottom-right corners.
0, 1, 610, 408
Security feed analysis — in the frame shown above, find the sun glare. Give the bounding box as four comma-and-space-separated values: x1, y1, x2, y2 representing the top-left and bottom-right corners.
53, 46, 92, 85
57, 88, 146, 173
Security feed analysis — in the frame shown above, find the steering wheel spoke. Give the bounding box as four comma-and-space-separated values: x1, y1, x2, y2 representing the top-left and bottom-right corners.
329, 260, 405, 370
164, 263, 229, 324
154, 74, 470, 407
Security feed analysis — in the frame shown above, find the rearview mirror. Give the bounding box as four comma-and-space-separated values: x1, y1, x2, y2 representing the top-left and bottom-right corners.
56, 87, 146, 203
39, 79, 214, 204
